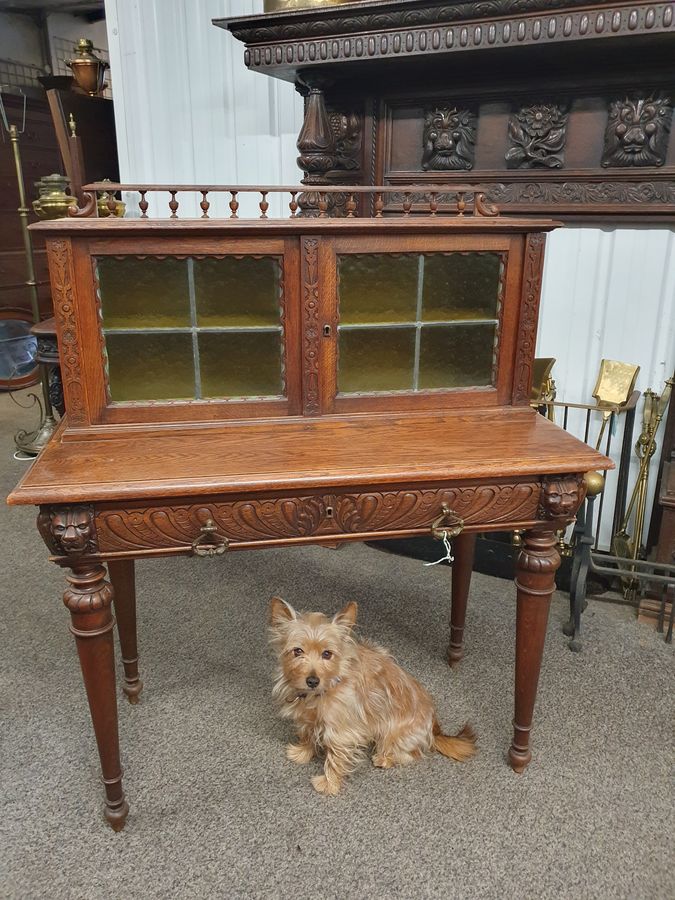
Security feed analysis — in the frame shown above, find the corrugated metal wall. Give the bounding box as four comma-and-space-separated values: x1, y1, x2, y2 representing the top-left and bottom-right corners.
105, 0, 675, 549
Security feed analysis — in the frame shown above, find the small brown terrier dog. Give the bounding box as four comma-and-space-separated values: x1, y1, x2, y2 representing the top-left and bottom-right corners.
269, 596, 477, 795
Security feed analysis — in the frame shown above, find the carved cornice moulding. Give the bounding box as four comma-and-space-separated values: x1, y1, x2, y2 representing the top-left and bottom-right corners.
222, 3, 674, 71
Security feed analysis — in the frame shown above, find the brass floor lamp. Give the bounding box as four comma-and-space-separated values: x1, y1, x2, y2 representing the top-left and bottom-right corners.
0, 87, 57, 455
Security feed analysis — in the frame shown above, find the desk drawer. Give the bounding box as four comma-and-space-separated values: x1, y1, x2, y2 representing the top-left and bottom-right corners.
93, 481, 543, 554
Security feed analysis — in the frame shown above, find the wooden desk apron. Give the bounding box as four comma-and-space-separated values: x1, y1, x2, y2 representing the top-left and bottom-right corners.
35, 474, 584, 561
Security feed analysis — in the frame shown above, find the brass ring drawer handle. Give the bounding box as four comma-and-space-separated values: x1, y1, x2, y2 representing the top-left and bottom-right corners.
191, 519, 229, 557
431, 504, 464, 540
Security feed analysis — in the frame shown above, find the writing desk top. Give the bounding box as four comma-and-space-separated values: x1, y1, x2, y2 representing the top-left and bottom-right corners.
9, 407, 611, 506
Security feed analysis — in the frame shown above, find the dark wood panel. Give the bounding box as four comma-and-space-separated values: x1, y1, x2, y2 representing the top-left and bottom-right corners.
221, 0, 675, 220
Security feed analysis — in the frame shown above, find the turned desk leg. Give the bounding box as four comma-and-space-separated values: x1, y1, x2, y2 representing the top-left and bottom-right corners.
448, 532, 477, 668
63, 564, 129, 831
108, 559, 143, 704
509, 529, 560, 774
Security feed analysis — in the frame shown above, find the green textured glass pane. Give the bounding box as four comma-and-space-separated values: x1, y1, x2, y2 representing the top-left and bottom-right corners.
338, 254, 419, 324
339, 327, 415, 393
418, 324, 497, 390
199, 331, 283, 398
97, 257, 190, 329
422, 253, 501, 322
105, 332, 195, 401
194, 257, 281, 327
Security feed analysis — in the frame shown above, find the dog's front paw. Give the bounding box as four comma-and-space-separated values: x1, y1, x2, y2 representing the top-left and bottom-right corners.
286, 742, 314, 764
311, 774, 340, 796
372, 752, 394, 769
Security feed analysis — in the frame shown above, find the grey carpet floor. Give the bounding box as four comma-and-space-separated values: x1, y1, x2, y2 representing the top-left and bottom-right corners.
0, 392, 673, 900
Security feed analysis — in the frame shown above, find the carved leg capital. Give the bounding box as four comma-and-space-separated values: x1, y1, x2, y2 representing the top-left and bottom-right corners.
63, 564, 128, 831
509, 528, 560, 774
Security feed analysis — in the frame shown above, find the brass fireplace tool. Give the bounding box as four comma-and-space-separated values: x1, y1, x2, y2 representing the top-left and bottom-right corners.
613, 376, 673, 594
0, 87, 58, 456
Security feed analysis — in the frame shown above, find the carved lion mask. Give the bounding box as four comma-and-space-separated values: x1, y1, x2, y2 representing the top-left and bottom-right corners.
51, 508, 94, 553
422, 107, 476, 171
542, 479, 580, 518
602, 95, 672, 168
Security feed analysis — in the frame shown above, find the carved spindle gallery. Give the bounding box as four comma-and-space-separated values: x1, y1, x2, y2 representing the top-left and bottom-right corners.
457, 192, 466, 216
289, 191, 299, 217
345, 192, 356, 217
429, 191, 439, 216
168, 190, 179, 218
374, 191, 384, 217
229, 190, 239, 218
199, 190, 210, 218
403, 192, 412, 215
259, 190, 270, 219
138, 190, 148, 218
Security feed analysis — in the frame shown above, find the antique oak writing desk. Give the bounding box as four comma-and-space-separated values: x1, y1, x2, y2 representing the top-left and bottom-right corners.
9, 185, 611, 830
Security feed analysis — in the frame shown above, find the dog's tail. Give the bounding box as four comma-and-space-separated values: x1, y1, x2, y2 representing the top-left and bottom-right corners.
432, 720, 477, 761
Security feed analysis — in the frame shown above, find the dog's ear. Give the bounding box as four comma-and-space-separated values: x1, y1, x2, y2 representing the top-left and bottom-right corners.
332, 601, 358, 628
270, 596, 297, 626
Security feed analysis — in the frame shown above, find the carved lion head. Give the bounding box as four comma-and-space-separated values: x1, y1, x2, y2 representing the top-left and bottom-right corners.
48, 507, 96, 555
422, 107, 476, 171
540, 478, 582, 520
602, 95, 672, 168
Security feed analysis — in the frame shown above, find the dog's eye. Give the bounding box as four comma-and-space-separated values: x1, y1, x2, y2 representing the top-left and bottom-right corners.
321, 650, 333, 660
292, 647, 303, 657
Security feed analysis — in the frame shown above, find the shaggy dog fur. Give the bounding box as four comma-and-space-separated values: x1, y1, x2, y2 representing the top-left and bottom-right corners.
269, 597, 476, 795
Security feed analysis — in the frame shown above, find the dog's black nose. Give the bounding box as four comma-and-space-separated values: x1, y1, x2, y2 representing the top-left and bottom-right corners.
306, 675, 320, 689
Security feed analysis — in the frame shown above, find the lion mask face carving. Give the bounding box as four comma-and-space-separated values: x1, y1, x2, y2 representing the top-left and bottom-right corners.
422, 107, 476, 171
51, 507, 95, 554
541, 478, 581, 520
602, 95, 672, 168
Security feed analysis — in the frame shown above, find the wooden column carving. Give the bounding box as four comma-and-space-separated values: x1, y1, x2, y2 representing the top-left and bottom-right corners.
509, 528, 560, 773
63, 563, 128, 830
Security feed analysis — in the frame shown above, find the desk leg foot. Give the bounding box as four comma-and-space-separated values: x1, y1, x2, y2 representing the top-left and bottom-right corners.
64, 564, 129, 831
509, 529, 560, 774
108, 559, 143, 704
448, 532, 476, 668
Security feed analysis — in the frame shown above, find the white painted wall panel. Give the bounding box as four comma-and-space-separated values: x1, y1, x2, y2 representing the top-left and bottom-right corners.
539, 227, 675, 548
105, 0, 303, 217
105, 0, 675, 550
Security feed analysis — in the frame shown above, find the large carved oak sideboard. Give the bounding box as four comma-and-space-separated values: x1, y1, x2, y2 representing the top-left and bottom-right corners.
220, 0, 675, 221
9, 184, 611, 829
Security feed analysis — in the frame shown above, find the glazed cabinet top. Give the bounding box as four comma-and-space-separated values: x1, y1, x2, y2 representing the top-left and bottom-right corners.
9, 187, 612, 508
28, 207, 557, 435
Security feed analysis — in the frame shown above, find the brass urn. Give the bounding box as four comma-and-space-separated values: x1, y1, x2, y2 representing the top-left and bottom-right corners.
32, 174, 77, 220
66, 38, 109, 96
96, 182, 126, 218
264, 0, 357, 10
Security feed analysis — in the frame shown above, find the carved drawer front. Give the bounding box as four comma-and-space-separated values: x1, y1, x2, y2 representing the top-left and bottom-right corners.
94, 482, 542, 553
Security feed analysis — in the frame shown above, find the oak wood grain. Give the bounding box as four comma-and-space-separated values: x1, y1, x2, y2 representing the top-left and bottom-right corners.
9, 407, 611, 505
